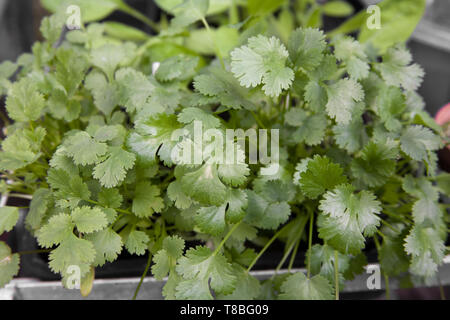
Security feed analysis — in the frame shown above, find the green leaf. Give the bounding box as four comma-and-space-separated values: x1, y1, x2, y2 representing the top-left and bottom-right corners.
72, 206, 108, 234
152, 235, 185, 280
318, 184, 381, 254
37, 213, 74, 248
125, 230, 149, 256
132, 182, 164, 218
244, 190, 291, 230
374, 85, 406, 132
400, 125, 441, 161
49, 234, 96, 279
0, 207, 19, 234
103, 21, 149, 41
156, 55, 199, 82
0, 242, 20, 288
128, 114, 181, 165
26, 188, 51, 230
181, 164, 227, 206
285, 109, 328, 146
177, 107, 221, 129
325, 78, 364, 124
97, 188, 123, 209
41, 0, 120, 22
225, 189, 248, 224
307, 244, 350, 287
323, 1, 354, 17
167, 180, 195, 210
115, 68, 154, 112
55, 48, 89, 96
351, 141, 397, 187
231, 35, 294, 97
170, 0, 209, 29
279, 272, 334, 300
85, 228, 123, 267
248, 0, 286, 16
6, 77, 45, 122
93, 147, 136, 188
85, 71, 119, 116
0, 129, 42, 171
288, 28, 326, 71
298, 155, 347, 199
217, 265, 261, 300
375, 46, 424, 91
195, 205, 227, 236
333, 118, 366, 153
91, 43, 135, 79
47, 169, 91, 209
64, 131, 108, 166
193, 67, 255, 110
333, 37, 369, 80
379, 236, 410, 276
175, 246, 236, 299
404, 224, 445, 278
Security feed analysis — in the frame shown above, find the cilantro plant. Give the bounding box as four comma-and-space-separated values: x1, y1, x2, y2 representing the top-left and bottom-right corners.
0, 0, 448, 300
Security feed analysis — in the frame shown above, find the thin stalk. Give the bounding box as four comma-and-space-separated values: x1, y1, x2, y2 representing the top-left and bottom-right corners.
213, 221, 241, 256
200, 17, 225, 69
384, 274, 390, 300
87, 199, 133, 215
273, 240, 297, 276
132, 252, 152, 300
373, 236, 390, 300
288, 238, 301, 271
307, 212, 313, 278
246, 227, 285, 273
380, 219, 401, 234
229, 0, 239, 25
250, 110, 266, 129
119, 3, 160, 33
334, 250, 339, 300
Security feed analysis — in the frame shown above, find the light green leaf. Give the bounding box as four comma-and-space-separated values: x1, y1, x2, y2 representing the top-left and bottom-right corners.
93, 147, 136, 188
231, 35, 294, 97
325, 78, 364, 124
0, 242, 20, 288
279, 272, 334, 300
132, 182, 164, 218
72, 206, 108, 234
0, 207, 19, 234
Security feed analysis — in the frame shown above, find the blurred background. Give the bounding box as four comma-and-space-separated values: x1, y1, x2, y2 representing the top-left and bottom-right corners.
0, 0, 448, 115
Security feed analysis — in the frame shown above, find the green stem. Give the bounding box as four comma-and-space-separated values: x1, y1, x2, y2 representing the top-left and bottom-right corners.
373, 236, 391, 300
229, 0, 239, 24
200, 17, 225, 69
119, 3, 160, 33
250, 110, 266, 129
288, 238, 301, 272
380, 219, 401, 234
384, 273, 390, 300
273, 240, 297, 276
307, 212, 313, 278
213, 221, 241, 256
246, 227, 285, 273
132, 252, 152, 300
334, 250, 339, 300
87, 199, 133, 215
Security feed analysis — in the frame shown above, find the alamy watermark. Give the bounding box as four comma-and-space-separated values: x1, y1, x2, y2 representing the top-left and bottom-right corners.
65, 5, 82, 30
366, 5, 381, 30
